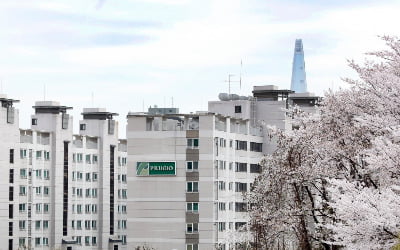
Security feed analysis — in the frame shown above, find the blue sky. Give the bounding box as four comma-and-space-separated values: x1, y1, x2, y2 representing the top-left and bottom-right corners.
1, 0, 400, 137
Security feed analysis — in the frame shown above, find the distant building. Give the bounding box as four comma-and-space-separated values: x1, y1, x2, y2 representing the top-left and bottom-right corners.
290, 39, 308, 93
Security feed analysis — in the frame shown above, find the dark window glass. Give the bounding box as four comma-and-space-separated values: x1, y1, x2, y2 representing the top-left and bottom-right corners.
234, 105, 242, 113
9, 169, 14, 183
9, 149, 14, 164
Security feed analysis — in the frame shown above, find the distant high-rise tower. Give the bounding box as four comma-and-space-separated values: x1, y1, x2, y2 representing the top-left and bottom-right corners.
290, 39, 307, 93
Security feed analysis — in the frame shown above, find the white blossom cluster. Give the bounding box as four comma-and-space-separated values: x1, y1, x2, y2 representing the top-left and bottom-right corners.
247, 36, 400, 250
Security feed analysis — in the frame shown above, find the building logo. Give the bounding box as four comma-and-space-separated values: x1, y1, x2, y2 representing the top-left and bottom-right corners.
136, 161, 176, 176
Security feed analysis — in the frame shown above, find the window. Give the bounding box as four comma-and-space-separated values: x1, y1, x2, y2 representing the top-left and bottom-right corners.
219, 160, 226, 170
20, 149, 27, 159
186, 202, 199, 213
218, 202, 226, 211
19, 186, 26, 196
18, 220, 26, 231
44, 151, 50, 161
235, 222, 247, 231
80, 124, 86, 130
121, 235, 127, 245
229, 182, 233, 191
44, 186, 49, 195
32, 118, 38, 125
44, 203, 49, 213
35, 186, 41, 195
86, 173, 91, 181
121, 174, 127, 183
121, 205, 127, 214
20, 168, 27, 178
235, 182, 247, 192
187, 138, 199, 148
218, 181, 226, 191
186, 244, 199, 250
235, 140, 247, 151
85, 236, 90, 246
186, 161, 199, 171
92, 236, 97, 245
186, 182, 199, 192
229, 140, 233, 148
9, 222, 13, 236
86, 154, 91, 164
93, 172, 98, 181
35, 237, 41, 246
43, 220, 49, 229
36, 150, 42, 159
235, 162, 247, 172
35, 220, 41, 229
77, 153, 83, 162
234, 105, 242, 113
35, 203, 42, 213
219, 138, 226, 147
43, 238, 48, 246
93, 155, 98, 164
121, 220, 127, 229
19, 238, 26, 247
235, 202, 247, 212
218, 222, 226, 232
92, 204, 97, 213
19, 203, 26, 212
250, 142, 263, 152
9, 149, 14, 163
92, 188, 98, 198
9, 186, 14, 201
85, 220, 90, 229
91, 220, 97, 229
77, 220, 82, 230
44, 170, 50, 179
250, 164, 261, 173
186, 223, 198, 233
121, 189, 127, 199
76, 236, 82, 244
35, 170, 42, 178
9, 169, 14, 183
86, 189, 91, 198
85, 204, 91, 213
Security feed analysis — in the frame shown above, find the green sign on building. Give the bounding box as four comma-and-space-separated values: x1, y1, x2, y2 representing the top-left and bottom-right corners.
136, 161, 176, 176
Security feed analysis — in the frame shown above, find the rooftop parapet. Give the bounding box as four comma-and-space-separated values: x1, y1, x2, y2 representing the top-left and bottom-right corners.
81, 108, 118, 120
33, 101, 72, 114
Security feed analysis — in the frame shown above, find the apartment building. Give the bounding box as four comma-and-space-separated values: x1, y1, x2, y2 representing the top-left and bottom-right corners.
126, 85, 319, 250
127, 109, 264, 249
1, 95, 127, 250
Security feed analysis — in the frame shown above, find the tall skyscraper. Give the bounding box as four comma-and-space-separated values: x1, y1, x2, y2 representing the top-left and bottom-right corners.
290, 39, 308, 93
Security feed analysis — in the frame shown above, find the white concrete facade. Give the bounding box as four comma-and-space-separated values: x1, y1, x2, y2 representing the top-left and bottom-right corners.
127, 113, 264, 250
1, 96, 127, 250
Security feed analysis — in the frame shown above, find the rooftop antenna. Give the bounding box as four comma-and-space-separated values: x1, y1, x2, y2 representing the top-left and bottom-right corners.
224, 74, 240, 96
240, 60, 243, 90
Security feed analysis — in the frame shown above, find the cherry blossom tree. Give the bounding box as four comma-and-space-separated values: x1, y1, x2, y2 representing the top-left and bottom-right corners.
248, 36, 400, 249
